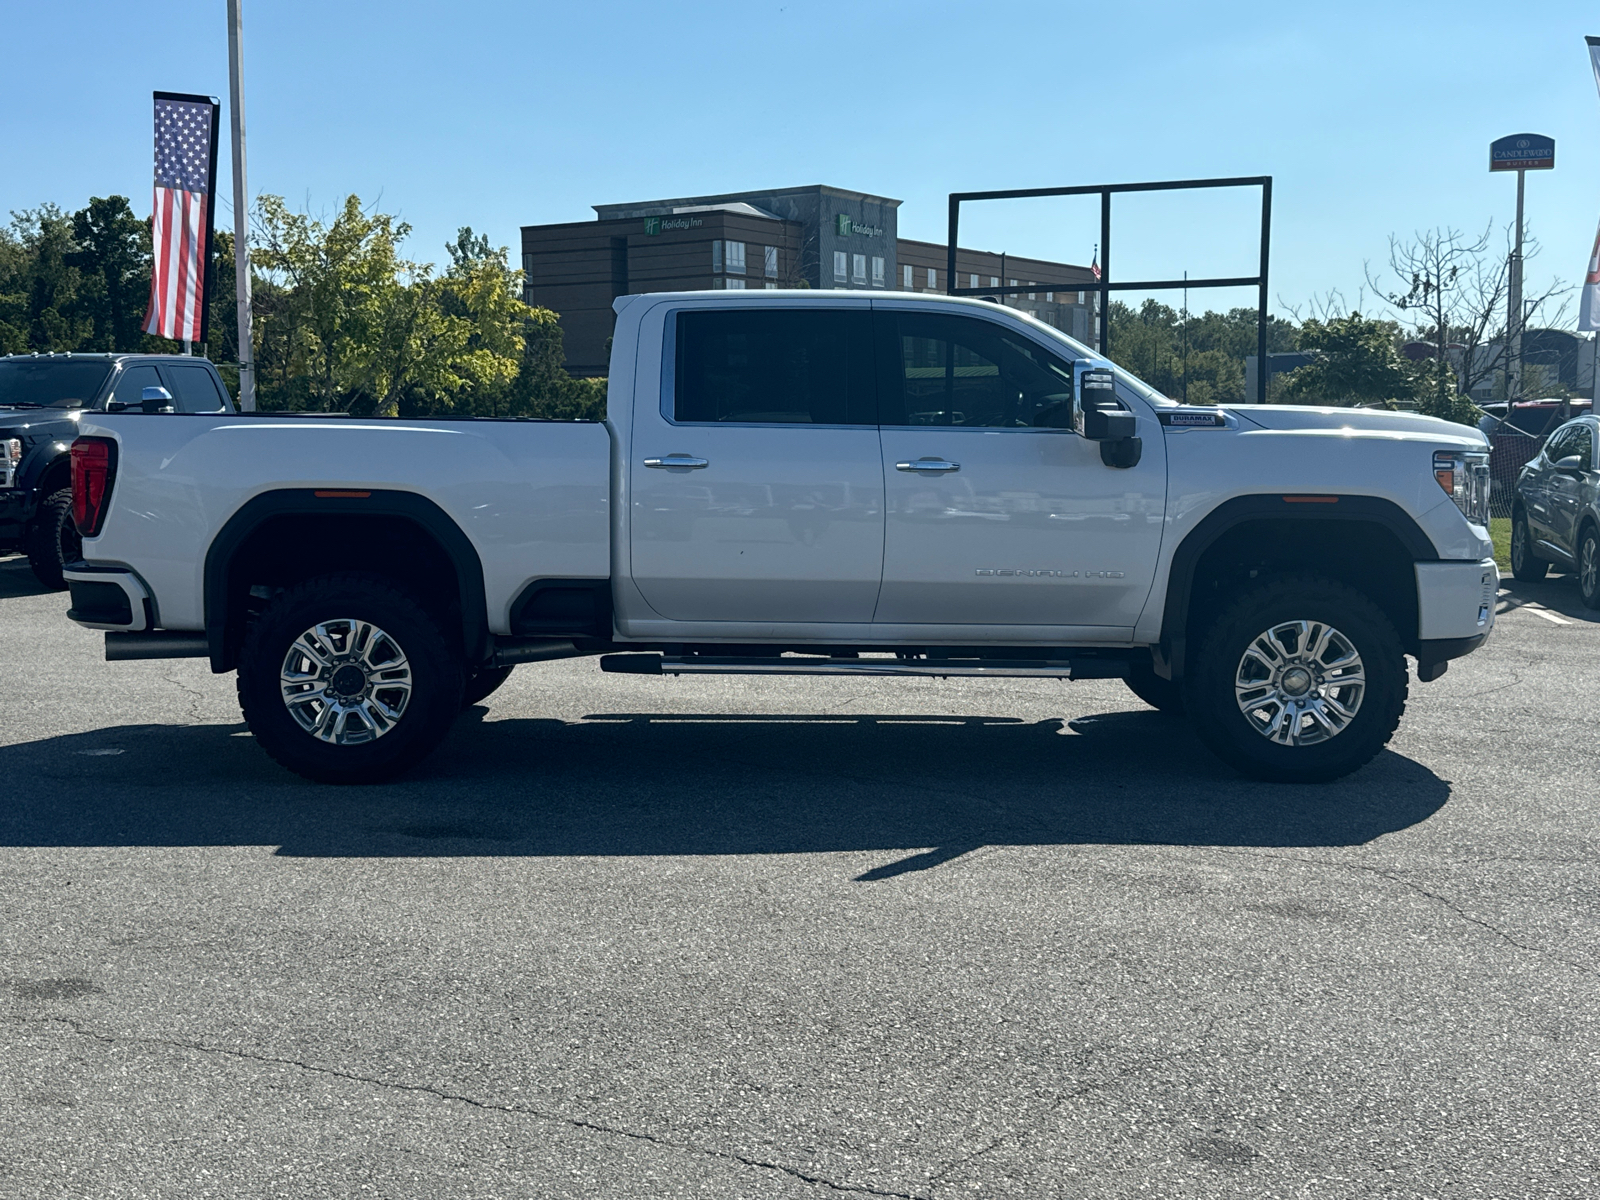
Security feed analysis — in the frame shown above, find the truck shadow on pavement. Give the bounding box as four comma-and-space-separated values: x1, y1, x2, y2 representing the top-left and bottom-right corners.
1496, 572, 1600, 624
0, 706, 1450, 865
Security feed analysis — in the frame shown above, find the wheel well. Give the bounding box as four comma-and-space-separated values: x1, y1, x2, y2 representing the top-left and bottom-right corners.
1184, 518, 1420, 659
216, 512, 471, 671
34, 455, 70, 502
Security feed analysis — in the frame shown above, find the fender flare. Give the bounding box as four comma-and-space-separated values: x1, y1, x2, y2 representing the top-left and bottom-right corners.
1154, 494, 1439, 681
203, 488, 489, 672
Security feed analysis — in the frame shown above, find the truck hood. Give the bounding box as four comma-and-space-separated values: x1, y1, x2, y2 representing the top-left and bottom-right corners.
1227, 404, 1487, 446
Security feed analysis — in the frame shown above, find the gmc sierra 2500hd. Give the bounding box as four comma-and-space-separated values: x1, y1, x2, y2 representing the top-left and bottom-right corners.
63, 291, 1496, 784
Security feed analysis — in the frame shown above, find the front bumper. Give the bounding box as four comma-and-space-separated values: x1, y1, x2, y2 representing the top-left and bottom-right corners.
0, 489, 27, 546
1414, 557, 1497, 681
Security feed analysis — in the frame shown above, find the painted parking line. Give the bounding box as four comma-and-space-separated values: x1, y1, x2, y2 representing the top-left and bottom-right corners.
1523, 605, 1572, 626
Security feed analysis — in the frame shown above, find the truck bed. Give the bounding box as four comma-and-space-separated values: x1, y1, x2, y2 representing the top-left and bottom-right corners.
74, 414, 612, 635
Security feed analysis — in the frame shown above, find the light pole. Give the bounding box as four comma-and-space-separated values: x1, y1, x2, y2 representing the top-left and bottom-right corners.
227, 0, 254, 411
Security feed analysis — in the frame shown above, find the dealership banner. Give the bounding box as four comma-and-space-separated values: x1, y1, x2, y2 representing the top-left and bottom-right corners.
1582, 39, 1600, 331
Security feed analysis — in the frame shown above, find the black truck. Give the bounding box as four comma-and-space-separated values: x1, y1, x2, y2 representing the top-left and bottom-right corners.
0, 353, 236, 588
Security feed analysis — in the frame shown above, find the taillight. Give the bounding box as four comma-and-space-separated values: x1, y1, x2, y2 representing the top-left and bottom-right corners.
70, 436, 118, 537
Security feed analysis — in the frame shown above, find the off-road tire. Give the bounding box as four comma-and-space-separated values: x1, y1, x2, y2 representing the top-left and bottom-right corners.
1123, 660, 1184, 714
1183, 575, 1408, 784
1509, 510, 1548, 582
1578, 525, 1600, 610
462, 664, 514, 708
26, 487, 79, 590
237, 573, 463, 784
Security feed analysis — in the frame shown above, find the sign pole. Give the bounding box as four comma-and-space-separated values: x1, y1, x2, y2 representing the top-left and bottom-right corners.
1509, 168, 1524, 402
227, 0, 255, 411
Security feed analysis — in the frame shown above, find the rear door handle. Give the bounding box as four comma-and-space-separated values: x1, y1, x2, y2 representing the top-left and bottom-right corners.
895, 458, 961, 473
644, 454, 709, 470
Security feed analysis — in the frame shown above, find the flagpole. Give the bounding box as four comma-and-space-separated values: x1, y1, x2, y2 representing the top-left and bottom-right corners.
227, 0, 255, 411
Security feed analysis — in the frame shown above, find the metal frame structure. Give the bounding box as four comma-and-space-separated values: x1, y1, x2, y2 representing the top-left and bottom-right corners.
945, 176, 1273, 402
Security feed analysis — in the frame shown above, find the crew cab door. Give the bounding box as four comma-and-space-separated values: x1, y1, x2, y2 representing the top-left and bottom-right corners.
871, 306, 1166, 633
627, 302, 884, 623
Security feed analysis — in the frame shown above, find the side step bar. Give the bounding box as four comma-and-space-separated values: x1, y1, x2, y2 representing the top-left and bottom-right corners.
600, 654, 1128, 680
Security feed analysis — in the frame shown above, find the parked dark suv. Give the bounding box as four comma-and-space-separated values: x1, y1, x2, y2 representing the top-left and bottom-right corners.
0, 353, 235, 588
1509, 413, 1600, 608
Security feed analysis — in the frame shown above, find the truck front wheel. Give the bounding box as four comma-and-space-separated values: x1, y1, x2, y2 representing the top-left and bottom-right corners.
237, 573, 464, 784
26, 487, 80, 590
1183, 576, 1407, 783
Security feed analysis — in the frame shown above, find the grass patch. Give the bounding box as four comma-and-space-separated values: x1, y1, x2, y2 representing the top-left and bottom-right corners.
1490, 516, 1511, 572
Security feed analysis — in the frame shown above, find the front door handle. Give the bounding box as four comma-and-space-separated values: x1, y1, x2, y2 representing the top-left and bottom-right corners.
644, 454, 709, 470
895, 458, 961, 473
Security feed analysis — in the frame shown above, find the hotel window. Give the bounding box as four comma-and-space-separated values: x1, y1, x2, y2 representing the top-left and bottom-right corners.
1028, 283, 1036, 300
712, 241, 723, 273
989, 276, 999, 288
764, 245, 778, 278
521, 252, 534, 276
969, 273, 979, 289
833, 250, 848, 282
726, 241, 746, 275
764, 282, 777, 289
871, 256, 885, 286
852, 253, 867, 285
1045, 292, 1053, 302
903, 264, 914, 289
724, 278, 746, 289
926, 267, 937, 290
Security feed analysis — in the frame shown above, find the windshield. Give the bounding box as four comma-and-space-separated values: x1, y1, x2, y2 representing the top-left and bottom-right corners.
1021, 314, 1177, 407
0, 359, 114, 409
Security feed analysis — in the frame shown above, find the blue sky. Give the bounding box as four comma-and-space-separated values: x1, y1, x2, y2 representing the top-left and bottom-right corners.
5, 0, 1598, 324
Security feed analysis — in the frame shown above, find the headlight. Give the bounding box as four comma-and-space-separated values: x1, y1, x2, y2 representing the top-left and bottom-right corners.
1433, 450, 1490, 526
0, 438, 19, 489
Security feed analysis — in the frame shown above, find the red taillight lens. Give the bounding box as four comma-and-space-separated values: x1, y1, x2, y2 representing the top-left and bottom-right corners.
70, 436, 117, 537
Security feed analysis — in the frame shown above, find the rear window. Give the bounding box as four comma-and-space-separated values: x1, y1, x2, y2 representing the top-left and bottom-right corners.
162, 363, 230, 412
672, 308, 876, 425
0, 359, 114, 408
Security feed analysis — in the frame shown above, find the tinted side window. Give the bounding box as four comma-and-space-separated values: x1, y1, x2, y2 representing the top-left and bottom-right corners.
1544, 425, 1576, 463
161, 364, 229, 413
1571, 423, 1593, 469
108, 365, 164, 409
877, 311, 1075, 428
673, 308, 876, 425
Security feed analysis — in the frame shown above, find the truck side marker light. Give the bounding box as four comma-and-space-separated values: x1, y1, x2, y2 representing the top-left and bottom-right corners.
314, 490, 371, 499
1282, 495, 1339, 504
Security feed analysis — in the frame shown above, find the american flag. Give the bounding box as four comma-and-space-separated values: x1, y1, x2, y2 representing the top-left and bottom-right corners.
143, 94, 218, 343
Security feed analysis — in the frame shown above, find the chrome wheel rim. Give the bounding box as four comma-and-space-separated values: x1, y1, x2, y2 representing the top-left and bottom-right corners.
1234, 619, 1366, 746
1511, 519, 1527, 569
280, 618, 412, 744
1582, 536, 1598, 597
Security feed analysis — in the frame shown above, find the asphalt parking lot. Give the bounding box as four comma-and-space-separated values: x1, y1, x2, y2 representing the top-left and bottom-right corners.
1, 553, 1596, 1200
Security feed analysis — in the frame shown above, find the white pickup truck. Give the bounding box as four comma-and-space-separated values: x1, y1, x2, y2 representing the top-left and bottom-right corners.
63, 291, 1497, 784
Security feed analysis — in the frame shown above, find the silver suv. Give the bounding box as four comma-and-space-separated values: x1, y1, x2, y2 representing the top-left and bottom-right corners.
1509, 414, 1600, 607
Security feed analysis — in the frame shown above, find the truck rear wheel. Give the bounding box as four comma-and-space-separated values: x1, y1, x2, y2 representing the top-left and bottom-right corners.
26, 487, 79, 590
237, 573, 463, 784
1183, 576, 1407, 783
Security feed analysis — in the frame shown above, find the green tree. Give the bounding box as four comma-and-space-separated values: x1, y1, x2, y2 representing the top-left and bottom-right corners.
1279, 312, 1414, 408
1106, 300, 1296, 403
67, 196, 151, 351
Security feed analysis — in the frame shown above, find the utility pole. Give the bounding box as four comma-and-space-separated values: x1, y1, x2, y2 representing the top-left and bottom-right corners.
227, 0, 255, 411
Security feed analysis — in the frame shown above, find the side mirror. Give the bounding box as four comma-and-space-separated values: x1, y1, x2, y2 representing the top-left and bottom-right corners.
1554, 454, 1584, 475
140, 385, 175, 415
1074, 364, 1142, 467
